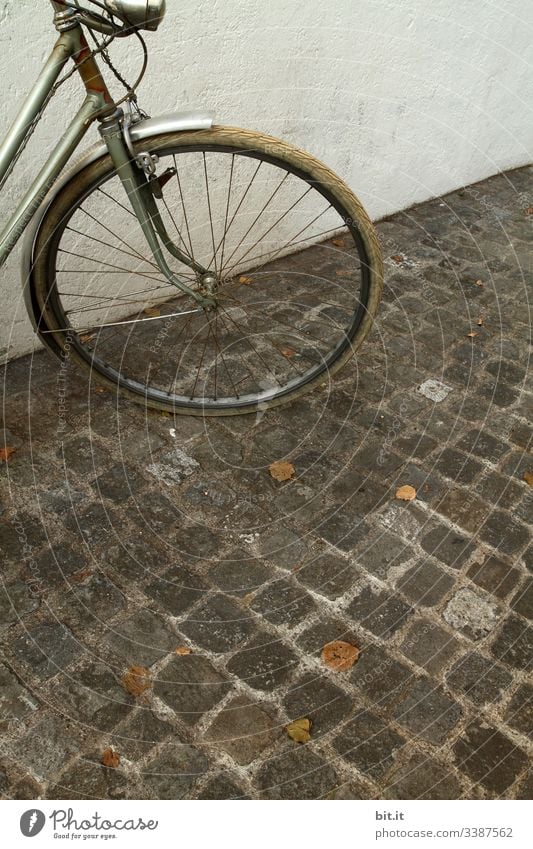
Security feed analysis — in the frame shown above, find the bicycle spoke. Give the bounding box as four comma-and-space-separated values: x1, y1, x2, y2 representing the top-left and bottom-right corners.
217, 154, 235, 273
76, 206, 158, 268
188, 315, 212, 400
203, 153, 219, 277
223, 207, 336, 279
40, 307, 202, 336
160, 194, 195, 262
216, 302, 280, 385
173, 155, 196, 263
212, 159, 263, 267
214, 307, 272, 392
161, 313, 195, 394
221, 172, 290, 272
97, 186, 137, 219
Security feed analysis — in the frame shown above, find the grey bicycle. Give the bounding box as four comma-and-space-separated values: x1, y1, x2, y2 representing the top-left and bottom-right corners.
1, 0, 383, 416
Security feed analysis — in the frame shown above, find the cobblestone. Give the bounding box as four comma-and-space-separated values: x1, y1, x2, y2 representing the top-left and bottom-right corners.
446, 652, 513, 706
453, 720, 528, 795
203, 695, 278, 764
1, 167, 531, 799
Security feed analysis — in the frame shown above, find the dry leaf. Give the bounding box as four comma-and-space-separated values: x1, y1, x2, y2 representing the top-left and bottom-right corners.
269, 460, 295, 482
525, 207, 533, 215
396, 484, 417, 501
523, 470, 533, 486
474, 279, 484, 288
80, 332, 95, 343
122, 665, 151, 696
101, 747, 120, 768
466, 331, 478, 338
70, 567, 93, 584
477, 316, 484, 326
335, 269, 350, 277
286, 718, 311, 744
174, 646, 192, 656
0, 446, 16, 462
332, 237, 345, 247
391, 254, 403, 263
239, 275, 252, 285
144, 306, 161, 317
280, 347, 296, 358
321, 640, 360, 671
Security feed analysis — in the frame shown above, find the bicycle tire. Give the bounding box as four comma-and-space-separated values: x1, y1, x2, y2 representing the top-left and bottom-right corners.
29, 126, 383, 415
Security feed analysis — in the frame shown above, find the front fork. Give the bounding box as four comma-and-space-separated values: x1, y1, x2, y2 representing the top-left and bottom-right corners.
98, 108, 215, 308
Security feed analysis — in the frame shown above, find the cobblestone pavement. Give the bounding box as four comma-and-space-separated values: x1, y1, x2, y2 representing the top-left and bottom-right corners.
1, 166, 531, 801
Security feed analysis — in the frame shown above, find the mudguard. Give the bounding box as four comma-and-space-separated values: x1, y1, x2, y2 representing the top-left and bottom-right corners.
22, 109, 214, 332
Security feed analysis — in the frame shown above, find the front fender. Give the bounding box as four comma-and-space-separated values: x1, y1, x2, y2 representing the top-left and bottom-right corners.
22, 109, 214, 332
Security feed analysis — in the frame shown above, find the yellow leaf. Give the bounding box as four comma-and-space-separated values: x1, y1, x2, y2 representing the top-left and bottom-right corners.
524, 471, 533, 486
286, 718, 311, 744
101, 747, 120, 768
321, 640, 360, 671
269, 460, 295, 482
174, 646, 192, 656
239, 275, 252, 285
144, 306, 161, 317
396, 484, 417, 501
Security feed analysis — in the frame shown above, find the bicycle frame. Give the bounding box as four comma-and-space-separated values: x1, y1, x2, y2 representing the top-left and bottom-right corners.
0, 0, 213, 306
0, 10, 112, 268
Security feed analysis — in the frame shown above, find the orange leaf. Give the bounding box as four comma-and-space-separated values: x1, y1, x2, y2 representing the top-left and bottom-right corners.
174, 646, 192, 656
335, 269, 350, 277
396, 484, 417, 501
524, 470, 533, 486
122, 665, 151, 696
101, 747, 120, 768
332, 238, 345, 247
524, 207, 533, 215
391, 254, 403, 263
280, 347, 296, 358
321, 640, 360, 671
239, 275, 252, 285
0, 446, 16, 462
269, 460, 295, 482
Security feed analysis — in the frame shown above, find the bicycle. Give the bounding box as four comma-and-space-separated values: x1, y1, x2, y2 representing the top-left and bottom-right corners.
1, 0, 383, 416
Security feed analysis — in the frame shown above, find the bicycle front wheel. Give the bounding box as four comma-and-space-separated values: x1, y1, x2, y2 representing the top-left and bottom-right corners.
30, 126, 383, 415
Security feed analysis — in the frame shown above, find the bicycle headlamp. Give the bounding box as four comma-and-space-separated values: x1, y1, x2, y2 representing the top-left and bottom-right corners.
104, 0, 166, 31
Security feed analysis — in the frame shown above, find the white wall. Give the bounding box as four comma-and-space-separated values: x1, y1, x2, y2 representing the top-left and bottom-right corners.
1, 0, 532, 360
